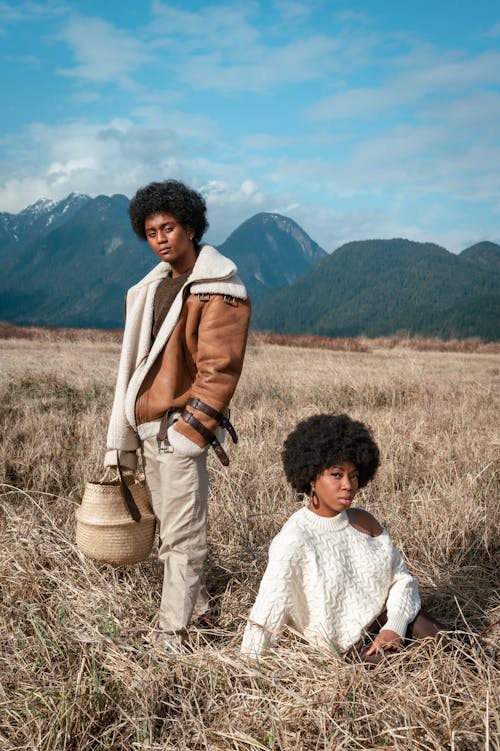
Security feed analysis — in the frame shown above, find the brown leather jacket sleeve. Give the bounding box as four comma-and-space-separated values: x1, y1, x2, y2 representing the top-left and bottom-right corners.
174, 293, 251, 446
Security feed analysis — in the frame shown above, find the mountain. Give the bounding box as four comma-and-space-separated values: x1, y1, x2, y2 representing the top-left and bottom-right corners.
218, 212, 327, 300
460, 241, 500, 274
1, 194, 499, 338
0, 193, 90, 263
0, 199, 324, 328
0, 194, 152, 328
251, 238, 500, 341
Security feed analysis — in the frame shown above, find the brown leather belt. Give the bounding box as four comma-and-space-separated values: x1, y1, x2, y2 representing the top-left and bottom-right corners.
183, 397, 239, 466
181, 409, 230, 466
156, 399, 239, 466
187, 398, 238, 444
157, 409, 175, 453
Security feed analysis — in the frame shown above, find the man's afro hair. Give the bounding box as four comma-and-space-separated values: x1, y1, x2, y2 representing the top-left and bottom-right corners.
281, 413, 380, 494
128, 180, 208, 245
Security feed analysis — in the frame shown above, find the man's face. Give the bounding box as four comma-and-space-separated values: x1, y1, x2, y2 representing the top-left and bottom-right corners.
145, 212, 197, 276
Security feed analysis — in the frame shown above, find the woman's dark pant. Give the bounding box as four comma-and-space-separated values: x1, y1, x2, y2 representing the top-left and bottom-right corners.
349, 609, 447, 665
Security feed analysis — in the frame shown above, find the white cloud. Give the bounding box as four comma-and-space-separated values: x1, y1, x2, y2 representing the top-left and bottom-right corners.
268, 114, 500, 206
272, 0, 314, 21
335, 10, 371, 24
282, 203, 425, 253
149, 1, 378, 93
241, 133, 300, 150
71, 90, 101, 104
308, 85, 404, 121
200, 178, 265, 209
48, 156, 98, 180
177, 35, 340, 93
482, 22, 500, 38
308, 46, 500, 121
54, 16, 153, 87
0, 0, 65, 35
0, 118, 178, 211
39, 4, 381, 98
285, 202, 498, 255
0, 1, 65, 23
45, 3, 354, 96
403, 48, 500, 90
0, 3, 498, 257
0, 117, 268, 245
419, 89, 500, 127
151, 1, 260, 50
241, 131, 351, 150
4, 54, 41, 65
1, 98, 497, 255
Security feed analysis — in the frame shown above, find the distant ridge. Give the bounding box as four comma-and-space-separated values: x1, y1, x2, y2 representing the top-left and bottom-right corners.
251, 238, 500, 341
0, 201, 326, 327
0, 193, 90, 262
0, 194, 150, 328
0, 194, 499, 340
460, 241, 500, 274
219, 212, 327, 300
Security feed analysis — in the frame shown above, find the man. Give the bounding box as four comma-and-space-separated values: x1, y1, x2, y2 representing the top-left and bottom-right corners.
104, 180, 251, 650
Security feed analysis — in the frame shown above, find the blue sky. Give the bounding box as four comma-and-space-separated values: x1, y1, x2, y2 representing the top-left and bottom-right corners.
1, 0, 499, 252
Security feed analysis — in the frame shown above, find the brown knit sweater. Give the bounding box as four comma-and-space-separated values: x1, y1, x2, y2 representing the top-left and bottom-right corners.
152, 268, 192, 339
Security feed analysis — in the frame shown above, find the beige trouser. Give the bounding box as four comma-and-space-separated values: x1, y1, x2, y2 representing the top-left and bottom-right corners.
141, 435, 210, 634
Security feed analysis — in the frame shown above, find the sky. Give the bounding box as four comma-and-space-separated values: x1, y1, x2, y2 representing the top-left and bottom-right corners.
0, 0, 499, 253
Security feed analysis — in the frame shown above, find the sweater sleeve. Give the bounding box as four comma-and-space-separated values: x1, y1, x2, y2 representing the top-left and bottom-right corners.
383, 543, 421, 637
240, 534, 301, 659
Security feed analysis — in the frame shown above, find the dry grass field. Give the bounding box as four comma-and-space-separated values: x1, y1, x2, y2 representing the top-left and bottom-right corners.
1, 330, 499, 751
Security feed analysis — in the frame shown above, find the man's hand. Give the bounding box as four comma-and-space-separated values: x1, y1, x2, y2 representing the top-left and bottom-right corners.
365, 629, 402, 656
103, 449, 138, 471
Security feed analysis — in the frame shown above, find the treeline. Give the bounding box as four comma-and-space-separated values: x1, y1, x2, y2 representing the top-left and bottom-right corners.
2, 321, 499, 354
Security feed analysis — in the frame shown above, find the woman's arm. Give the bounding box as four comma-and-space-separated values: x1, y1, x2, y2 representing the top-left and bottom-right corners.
364, 542, 421, 657
241, 535, 301, 659
347, 510, 417, 654
365, 544, 421, 655
384, 544, 421, 635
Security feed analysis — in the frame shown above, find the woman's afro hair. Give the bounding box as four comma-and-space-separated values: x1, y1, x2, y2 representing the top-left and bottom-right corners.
128, 180, 209, 246
281, 413, 380, 494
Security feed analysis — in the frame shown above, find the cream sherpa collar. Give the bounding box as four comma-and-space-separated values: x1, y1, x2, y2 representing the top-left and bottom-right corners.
129, 244, 246, 299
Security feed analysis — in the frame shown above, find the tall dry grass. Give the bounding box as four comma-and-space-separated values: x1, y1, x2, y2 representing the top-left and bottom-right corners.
2, 320, 500, 353
0, 333, 499, 751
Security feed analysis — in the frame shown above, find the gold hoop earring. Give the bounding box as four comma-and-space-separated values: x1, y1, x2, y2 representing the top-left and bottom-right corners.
310, 487, 320, 509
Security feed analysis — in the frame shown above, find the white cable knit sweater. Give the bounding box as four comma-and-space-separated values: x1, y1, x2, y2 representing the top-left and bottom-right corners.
241, 507, 420, 657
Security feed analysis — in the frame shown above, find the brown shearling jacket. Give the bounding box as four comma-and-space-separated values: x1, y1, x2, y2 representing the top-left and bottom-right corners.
135, 288, 251, 446
104, 245, 250, 469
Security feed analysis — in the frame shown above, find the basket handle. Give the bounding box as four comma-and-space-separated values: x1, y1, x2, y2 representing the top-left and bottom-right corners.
116, 458, 142, 523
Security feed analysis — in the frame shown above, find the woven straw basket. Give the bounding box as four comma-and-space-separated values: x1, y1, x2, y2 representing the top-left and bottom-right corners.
76, 473, 155, 566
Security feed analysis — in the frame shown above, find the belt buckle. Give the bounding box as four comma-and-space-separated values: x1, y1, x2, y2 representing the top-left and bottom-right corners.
157, 439, 173, 454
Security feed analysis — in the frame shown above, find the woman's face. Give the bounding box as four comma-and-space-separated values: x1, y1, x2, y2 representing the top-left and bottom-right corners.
309, 460, 360, 518
144, 212, 197, 276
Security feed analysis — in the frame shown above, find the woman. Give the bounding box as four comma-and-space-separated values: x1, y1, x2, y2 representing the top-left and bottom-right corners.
105, 180, 251, 651
241, 413, 444, 663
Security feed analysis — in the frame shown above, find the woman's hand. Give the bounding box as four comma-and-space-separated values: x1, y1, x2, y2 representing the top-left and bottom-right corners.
365, 629, 402, 656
